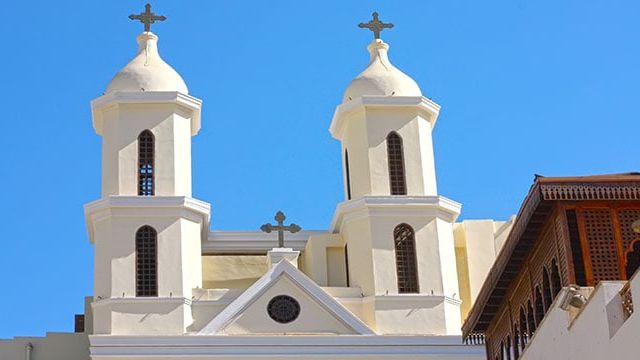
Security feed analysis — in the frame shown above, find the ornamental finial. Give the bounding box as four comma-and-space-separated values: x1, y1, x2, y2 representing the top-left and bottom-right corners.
128, 3, 166, 32
358, 12, 394, 40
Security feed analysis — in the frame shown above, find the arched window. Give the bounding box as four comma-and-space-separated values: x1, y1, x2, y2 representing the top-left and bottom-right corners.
527, 300, 536, 336
138, 130, 155, 196
345, 149, 352, 200
136, 225, 158, 297
534, 286, 544, 326
551, 259, 562, 300
394, 223, 419, 293
519, 306, 528, 348
626, 240, 640, 279
542, 267, 553, 311
386, 132, 407, 195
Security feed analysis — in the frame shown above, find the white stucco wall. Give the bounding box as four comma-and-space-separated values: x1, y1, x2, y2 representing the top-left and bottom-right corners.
519, 271, 640, 360
98, 103, 195, 197
0, 333, 89, 360
339, 104, 438, 198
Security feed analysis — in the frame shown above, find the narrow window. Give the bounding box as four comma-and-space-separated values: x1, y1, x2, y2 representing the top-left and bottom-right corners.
519, 306, 528, 347
138, 130, 155, 196
566, 210, 587, 285
345, 149, 352, 200
551, 259, 562, 300
344, 244, 350, 287
543, 267, 553, 310
136, 225, 158, 297
534, 286, 544, 326
386, 132, 407, 195
394, 223, 419, 293
513, 325, 520, 359
527, 300, 536, 336
626, 240, 640, 279
505, 336, 512, 360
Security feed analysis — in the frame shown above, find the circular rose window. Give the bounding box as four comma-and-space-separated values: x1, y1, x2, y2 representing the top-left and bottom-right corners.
267, 295, 300, 324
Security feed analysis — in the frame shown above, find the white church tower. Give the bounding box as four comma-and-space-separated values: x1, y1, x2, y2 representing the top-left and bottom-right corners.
330, 13, 463, 335
84, 6, 210, 335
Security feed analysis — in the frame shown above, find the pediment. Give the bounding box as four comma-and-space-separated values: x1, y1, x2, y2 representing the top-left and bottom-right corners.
198, 260, 374, 335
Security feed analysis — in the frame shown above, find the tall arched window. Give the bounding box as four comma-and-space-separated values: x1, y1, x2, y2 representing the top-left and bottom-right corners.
626, 240, 640, 279
512, 325, 520, 359
527, 300, 536, 336
519, 306, 528, 348
345, 149, 352, 200
543, 267, 553, 310
551, 259, 562, 300
136, 225, 158, 297
534, 286, 544, 326
394, 223, 419, 293
386, 132, 407, 195
138, 130, 155, 196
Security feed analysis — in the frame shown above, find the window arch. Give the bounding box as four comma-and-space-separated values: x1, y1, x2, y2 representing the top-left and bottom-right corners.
551, 259, 562, 300
136, 225, 158, 297
542, 267, 553, 310
393, 223, 419, 293
138, 130, 155, 196
534, 286, 544, 326
626, 240, 640, 279
386, 132, 407, 195
345, 149, 352, 200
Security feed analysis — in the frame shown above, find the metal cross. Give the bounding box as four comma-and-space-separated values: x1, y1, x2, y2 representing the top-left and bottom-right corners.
261, 211, 301, 248
358, 12, 394, 40
129, 3, 166, 32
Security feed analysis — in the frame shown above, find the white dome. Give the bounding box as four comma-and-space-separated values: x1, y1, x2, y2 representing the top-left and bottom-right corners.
343, 39, 421, 102
106, 32, 188, 94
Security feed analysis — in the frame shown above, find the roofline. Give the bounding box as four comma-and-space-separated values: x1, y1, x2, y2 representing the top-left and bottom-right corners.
462, 172, 640, 338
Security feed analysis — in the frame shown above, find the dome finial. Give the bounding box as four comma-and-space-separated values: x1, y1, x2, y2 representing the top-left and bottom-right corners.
128, 3, 166, 33
358, 12, 394, 40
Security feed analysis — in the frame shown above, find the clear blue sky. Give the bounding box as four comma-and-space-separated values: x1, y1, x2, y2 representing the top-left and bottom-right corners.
0, 0, 638, 338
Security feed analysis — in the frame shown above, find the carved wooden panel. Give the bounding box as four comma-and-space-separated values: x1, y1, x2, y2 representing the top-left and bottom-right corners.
583, 209, 620, 281
617, 209, 640, 252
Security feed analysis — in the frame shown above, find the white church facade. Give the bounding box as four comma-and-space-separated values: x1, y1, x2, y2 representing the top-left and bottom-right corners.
0, 7, 518, 360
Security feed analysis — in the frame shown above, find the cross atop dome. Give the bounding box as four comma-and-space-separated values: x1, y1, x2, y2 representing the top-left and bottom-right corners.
129, 3, 166, 32
358, 12, 394, 40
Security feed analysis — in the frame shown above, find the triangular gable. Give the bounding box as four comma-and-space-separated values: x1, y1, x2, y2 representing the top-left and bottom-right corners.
198, 260, 374, 335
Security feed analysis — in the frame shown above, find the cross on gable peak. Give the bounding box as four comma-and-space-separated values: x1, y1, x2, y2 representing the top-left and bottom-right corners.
358, 11, 394, 40
129, 3, 166, 33
261, 211, 302, 248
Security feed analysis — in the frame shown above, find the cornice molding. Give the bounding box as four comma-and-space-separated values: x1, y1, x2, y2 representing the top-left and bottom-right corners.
84, 196, 211, 244
203, 230, 325, 254
329, 95, 441, 140
92, 296, 192, 308
91, 91, 203, 136
330, 195, 462, 233
89, 334, 483, 356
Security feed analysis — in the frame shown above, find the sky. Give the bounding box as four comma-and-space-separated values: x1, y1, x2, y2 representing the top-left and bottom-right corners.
0, 0, 639, 338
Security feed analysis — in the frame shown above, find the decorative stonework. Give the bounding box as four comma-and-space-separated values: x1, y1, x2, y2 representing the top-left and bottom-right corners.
267, 295, 300, 324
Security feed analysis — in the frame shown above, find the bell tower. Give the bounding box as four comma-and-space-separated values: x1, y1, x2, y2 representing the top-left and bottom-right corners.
84, 5, 210, 336
330, 13, 462, 335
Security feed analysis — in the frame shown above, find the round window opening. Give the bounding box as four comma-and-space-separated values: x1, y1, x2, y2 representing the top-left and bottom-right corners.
267, 295, 300, 324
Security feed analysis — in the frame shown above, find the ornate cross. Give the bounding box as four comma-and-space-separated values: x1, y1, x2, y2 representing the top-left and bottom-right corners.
261, 211, 301, 248
129, 4, 166, 32
358, 12, 394, 40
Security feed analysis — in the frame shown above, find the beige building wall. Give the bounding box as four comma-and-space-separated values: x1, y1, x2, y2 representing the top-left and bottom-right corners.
454, 218, 513, 320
